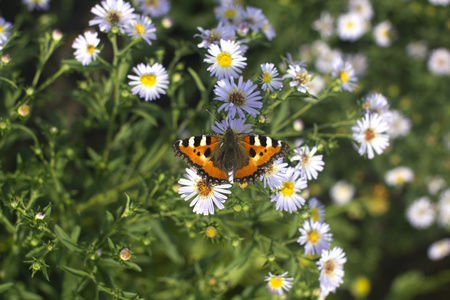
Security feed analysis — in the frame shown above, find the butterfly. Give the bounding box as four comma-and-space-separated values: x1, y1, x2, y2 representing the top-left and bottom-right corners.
171, 126, 290, 184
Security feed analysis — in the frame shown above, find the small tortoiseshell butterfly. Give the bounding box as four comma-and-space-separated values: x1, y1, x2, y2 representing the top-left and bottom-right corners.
172, 126, 290, 184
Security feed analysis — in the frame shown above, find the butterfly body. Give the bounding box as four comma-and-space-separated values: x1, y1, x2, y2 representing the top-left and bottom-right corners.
172, 127, 289, 184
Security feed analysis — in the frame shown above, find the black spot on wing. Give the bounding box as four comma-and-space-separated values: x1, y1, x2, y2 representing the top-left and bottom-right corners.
181, 139, 189, 148
271, 138, 279, 147
260, 137, 267, 147
259, 152, 263, 156
204, 148, 211, 158
193, 136, 202, 147
206, 136, 212, 145
249, 147, 257, 158
196, 152, 201, 156
249, 136, 256, 145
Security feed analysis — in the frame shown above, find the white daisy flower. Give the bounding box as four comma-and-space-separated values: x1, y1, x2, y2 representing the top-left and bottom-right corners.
331, 56, 358, 92
428, 238, 450, 260
385, 110, 412, 139
260, 158, 289, 190
363, 93, 390, 115
261, 20, 276, 41
438, 188, 450, 228
312, 11, 334, 38
308, 197, 325, 222
211, 118, 252, 134
427, 48, 450, 75
406, 197, 436, 229
270, 168, 307, 213
215, 3, 244, 26
72, 31, 101, 66
128, 62, 170, 101
311, 40, 331, 57
291, 146, 324, 181
264, 272, 294, 296
23, 0, 50, 11
349, 0, 374, 20
427, 175, 446, 195
306, 74, 326, 99
315, 49, 342, 73
336, 12, 366, 42
213, 76, 262, 119
317, 247, 347, 297
0, 17, 13, 46
429, 0, 450, 6
352, 113, 390, 159
243, 6, 266, 32
284, 64, 312, 93
178, 168, 232, 216
385, 166, 414, 187
330, 180, 355, 205
89, 0, 136, 33
204, 39, 247, 80
195, 23, 236, 49
297, 220, 332, 255
260, 63, 283, 92
125, 15, 156, 45
347, 52, 368, 76
136, 0, 170, 18
406, 40, 428, 59
373, 21, 395, 47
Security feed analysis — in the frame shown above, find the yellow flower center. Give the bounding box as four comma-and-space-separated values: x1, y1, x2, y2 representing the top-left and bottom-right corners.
364, 128, 375, 142
323, 260, 336, 275
18, 105, 30, 117
311, 208, 319, 222
382, 29, 390, 38
217, 52, 232, 68
270, 277, 283, 289
346, 21, 354, 30
296, 71, 311, 85
281, 181, 294, 197
262, 72, 272, 83
205, 226, 217, 238
145, 0, 159, 6
135, 24, 145, 35
0, 25, 4, 33
87, 45, 96, 54
196, 180, 213, 198
107, 10, 121, 24
208, 29, 221, 44
308, 231, 320, 244
224, 9, 236, 19
395, 175, 405, 185
140, 74, 156, 87
339, 70, 349, 83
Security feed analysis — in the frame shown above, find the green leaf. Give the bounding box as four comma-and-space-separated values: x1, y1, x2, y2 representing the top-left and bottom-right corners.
54, 225, 83, 253
0, 282, 14, 294
123, 261, 142, 272
107, 238, 115, 252
151, 220, 184, 264
60, 266, 91, 279
187, 67, 206, 93
19, 290, 43, 300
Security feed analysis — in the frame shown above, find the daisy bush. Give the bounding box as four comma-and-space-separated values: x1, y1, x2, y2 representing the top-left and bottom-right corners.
0, 0, 449, 299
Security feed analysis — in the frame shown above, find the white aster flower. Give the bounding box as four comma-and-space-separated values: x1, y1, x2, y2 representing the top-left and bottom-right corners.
211, 118, 252, 134
336, 12, 366, 42
406, 196, 436, 229
264, 272, 294, 296
330, 180, 355, 205
309, 197, 325, 222
214, 76, 262, 119
215, 3, 244, 26
243, 6, 267, 32
260, 158, 289, 190
136, 0, 170, 18
178, 168, 232, 216
331, 56, 358, 92
385, 110, 412, 139
72, 31, 101, 66
406, 40, 428, 59
291, 146, 324, 181
306, 74, 326, 99
125, 15, 156, 45
373, 21, 395, 47
429, 0, 450, 5
315, 49, 342, 73
352, 113, 390, 159
427, 48, 450, 75
195, 23, 236, 49
204, 39, 247, 79
438, 188, 450, 228
270, 168, 307, 213
284, 64, 312, 93
312, 11, 334, 38
346, 52, 368, 76
128, 62, 169, 101
363, 93, 390, 115
260, 63, 283, 92
427, 176, 446, 195
385, 166, 414, 187
89, 0, 135, 33
23, 0, 50, 11
349, 0, 374, 20
311, 40, 331, 57
428, 238, 450, 260
317, 247, 347, 297
261, 20, 276, 41
297, 220, 332, 255
0, 17, 13, 46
